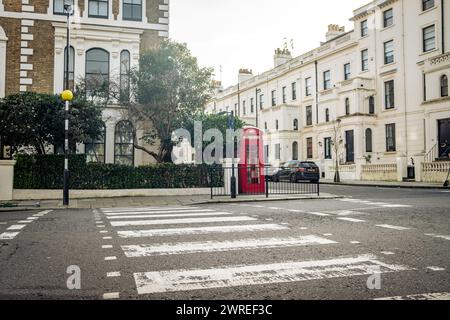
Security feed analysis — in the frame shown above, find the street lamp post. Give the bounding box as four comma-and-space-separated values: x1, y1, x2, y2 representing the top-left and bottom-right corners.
62, 4, 73, 206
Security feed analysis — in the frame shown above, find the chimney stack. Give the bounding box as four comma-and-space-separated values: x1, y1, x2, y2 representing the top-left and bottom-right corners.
274, 48, 292, 68
238, 69, 253, 83
325, 24, 346, 42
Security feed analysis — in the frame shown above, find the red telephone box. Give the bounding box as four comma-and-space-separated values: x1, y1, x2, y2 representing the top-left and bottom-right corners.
238, 126, 266, 194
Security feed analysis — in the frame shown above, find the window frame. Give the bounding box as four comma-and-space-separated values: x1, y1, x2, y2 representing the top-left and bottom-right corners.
275, 143, 281, 160
365, 128, 373, 153
385, 123, 396, 152
422, 0, 435, 11
384, 80, 395, 109
423, 25, 436, 53
383, 8, 393, 28
324, 137, 332, 159
85, 123, 106, 163
345, 98, 350, 115
63, 46, 75, 91
384, 40, 394, 65
441, 75, 449, 97
361, 49, 369, 71
271, 90, 277, 106
85, 48, 110, 96
361, 19, 368, 37
305, 77, 312, 96
291, 82, 297, 100
119, 49, 131, 103
88, 0, 109, 19
123, 0, 143, 21
344, 63, 351, 81
292, 142, 299, 161
325, 108, 330, 122
306, 138, 313, 159
369, 96, 375, 114
306, 105, 313, 126
114, 120, 135, 166
53, 0, 74, 15
293, 119, 299, 131
323, 70, 331, 90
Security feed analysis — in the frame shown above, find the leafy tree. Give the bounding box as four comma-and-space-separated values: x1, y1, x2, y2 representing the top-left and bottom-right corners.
123, 40, 214, 163
0, 92, 104, 156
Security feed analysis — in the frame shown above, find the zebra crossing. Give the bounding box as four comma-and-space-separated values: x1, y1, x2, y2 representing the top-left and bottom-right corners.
98, 205, 413, 298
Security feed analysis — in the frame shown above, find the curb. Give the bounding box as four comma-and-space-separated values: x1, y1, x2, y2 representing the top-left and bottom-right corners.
319, 182, 449, 190
191, 195, 343, 205
0, 207, 40, 213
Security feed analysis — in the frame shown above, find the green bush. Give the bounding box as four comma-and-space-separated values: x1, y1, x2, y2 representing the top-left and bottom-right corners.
13, 154, 222, 190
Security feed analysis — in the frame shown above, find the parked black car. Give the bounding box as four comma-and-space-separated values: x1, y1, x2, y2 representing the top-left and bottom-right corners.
272, 160, 320, 183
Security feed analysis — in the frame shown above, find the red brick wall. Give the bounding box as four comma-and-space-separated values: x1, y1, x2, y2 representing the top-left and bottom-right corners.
0, 18, 21, 95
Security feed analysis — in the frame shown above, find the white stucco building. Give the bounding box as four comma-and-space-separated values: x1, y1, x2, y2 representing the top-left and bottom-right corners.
206, 0, 450, 182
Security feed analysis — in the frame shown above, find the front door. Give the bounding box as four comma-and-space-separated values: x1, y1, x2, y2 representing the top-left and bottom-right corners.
438, 118, 450, 158
345, 130, 355, 163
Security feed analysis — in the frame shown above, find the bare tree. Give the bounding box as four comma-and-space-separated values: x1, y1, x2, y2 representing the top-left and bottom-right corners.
331, 118, 343, 183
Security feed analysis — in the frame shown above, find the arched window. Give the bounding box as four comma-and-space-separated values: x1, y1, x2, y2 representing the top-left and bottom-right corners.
369, 96, 375, 114
441, 75, 449, 97
120, 50, 131, 102
325, 108, 330, 122
292, 142, 299, 160
345, 98, 350, 115
114, 121, 134, 166
365, 128, 373, 153
293, 119, 299, 131
85, 48, 109, 95
85, 123, 106, 163
64, 46, 75, 91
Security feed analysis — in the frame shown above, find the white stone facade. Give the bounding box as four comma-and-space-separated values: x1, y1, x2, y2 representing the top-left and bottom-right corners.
206, 0, 450, 182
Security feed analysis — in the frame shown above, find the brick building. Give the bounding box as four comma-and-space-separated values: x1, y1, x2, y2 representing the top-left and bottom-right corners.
0, 0, 169, 165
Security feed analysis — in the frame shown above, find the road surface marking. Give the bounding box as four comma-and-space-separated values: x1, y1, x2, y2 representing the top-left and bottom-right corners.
288, 209, 305, 213
102, 245, 113, 249
26, 217, 38, 220
425, 234, 450, 241
7, 224, 26, 231
300, 227, 308, 230
366, 202, 388, 205
350, 241, 361, 244
427, 266, 445, 271
265, 219, 274, 221
103, 292, 120, 300
100, 231, 108, 234
104, 256, 117, 261
0, 232, 20, 240
337, 218, 366, 223
97, 225, 105, 228
375, 292, 450, 300
17, 220, 32, 224
106, 212, 233, 220
375, 224, 411, 231
327, 210, 367, 216
117, 224, 290, 238
381, 251, 395, 255
121, 235, 337, 258
103, 237, 113, 240
268, 207, 282, 210
252, 205, 265, 208
110, 216, 258, 227
323, 233, 333, 236
133, 254, 410, 294
379, 204, 411, 208
107, 272, 121, 278
102, 207, 199, 213
0, 222, 6, 225
307, 212, 330, 217
104, 209, 215, 216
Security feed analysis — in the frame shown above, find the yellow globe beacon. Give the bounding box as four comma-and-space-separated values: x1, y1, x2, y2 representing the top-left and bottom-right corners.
61, 90, 74, 101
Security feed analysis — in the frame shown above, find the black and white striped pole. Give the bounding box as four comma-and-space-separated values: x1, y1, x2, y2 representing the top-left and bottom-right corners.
62, 4, 73, 206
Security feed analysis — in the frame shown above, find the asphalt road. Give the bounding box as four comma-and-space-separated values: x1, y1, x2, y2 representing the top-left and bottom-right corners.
0, 185, 449, 300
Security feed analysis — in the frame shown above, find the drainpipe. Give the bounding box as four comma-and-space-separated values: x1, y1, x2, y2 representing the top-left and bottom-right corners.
314, 61, 319, 124
255, 88, 259, 128
442, 0, 445, 54
401, 0, 409, 168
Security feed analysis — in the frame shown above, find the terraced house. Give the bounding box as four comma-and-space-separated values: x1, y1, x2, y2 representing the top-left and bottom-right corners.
206, 0, 450, 183
0, 0, 169, 166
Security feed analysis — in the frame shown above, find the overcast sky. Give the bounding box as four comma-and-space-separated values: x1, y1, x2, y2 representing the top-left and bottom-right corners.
169, 0, 369, 87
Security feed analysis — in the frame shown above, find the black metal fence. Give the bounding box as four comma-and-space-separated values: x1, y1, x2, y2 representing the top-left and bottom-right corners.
210, 165, 320, 199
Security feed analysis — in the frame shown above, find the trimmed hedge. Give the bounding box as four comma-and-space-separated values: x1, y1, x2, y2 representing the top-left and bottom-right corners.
13, 154, 223, 190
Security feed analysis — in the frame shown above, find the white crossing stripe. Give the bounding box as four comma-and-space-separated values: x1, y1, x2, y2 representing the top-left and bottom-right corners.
337, 218, 366, 223
121, 235, 337, 257
375, 292, 450, 300
27, 217, 38, 220
376, 224, 411, 231
104, 209, 214, 216
102, 245, 113, 249
107, 272, 121, 278
379, 204, 411, 208
102, 207, 199, 213
133, 254, 410, 294
307, 212, 330, 217
427, 266, 445, 271
288, 209, 305, 213
117, 224, 289, 238
425, 233, 450, 241
103, 292, 120, 299
110, 216, 258, 227
104, 256, 117, 261
7, 224, 26, 231
106, 212, 233, 220
327, 210, 366, 216
17, 220, 32, 224
0, 232, 20, 240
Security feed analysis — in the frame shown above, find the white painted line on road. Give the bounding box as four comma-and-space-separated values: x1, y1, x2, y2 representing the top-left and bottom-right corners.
122, 235, 337, 258
323, 233, 333, 236
425, 234, 450, 241
300, 227, 308, 230
381, 251, 395, 255
97, 225, 105, 228
103, 292, 120, 300
110, 216, 258, 227
17, 220, 32, 224
26, 217, 38, 220
104, 209, 215, 216
427, 266, 446, 271
366, 202, 388, 205
268, 207, 282, 210
103, 237, 113, 240
327, 210, 367, 216
307, 212, 330, 217
376, 224, 411, 231
117, 224, 290, 238
102, 207, 199, 213
350, 241, 361, 244
104, 256, 117, 261
252, 205, 265, 208
0, 232, 20, 240
379, 204, 412, 208
288, 209, 305, 213
7, 224, 26, 231
106, 212, 233, 220
134, 254, 411, 294
100, 231, 108, 234
337, 218, 366, 223
102, 245, 113, 249
107, 272, 121, 278
375, 292, 450, 300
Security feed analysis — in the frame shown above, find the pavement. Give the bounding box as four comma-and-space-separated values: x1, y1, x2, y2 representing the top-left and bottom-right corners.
321, 179, 447, 189
0, 184, 449, 300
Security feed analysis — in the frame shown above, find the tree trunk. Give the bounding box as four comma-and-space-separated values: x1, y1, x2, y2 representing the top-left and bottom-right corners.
334, 158, 340, 183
